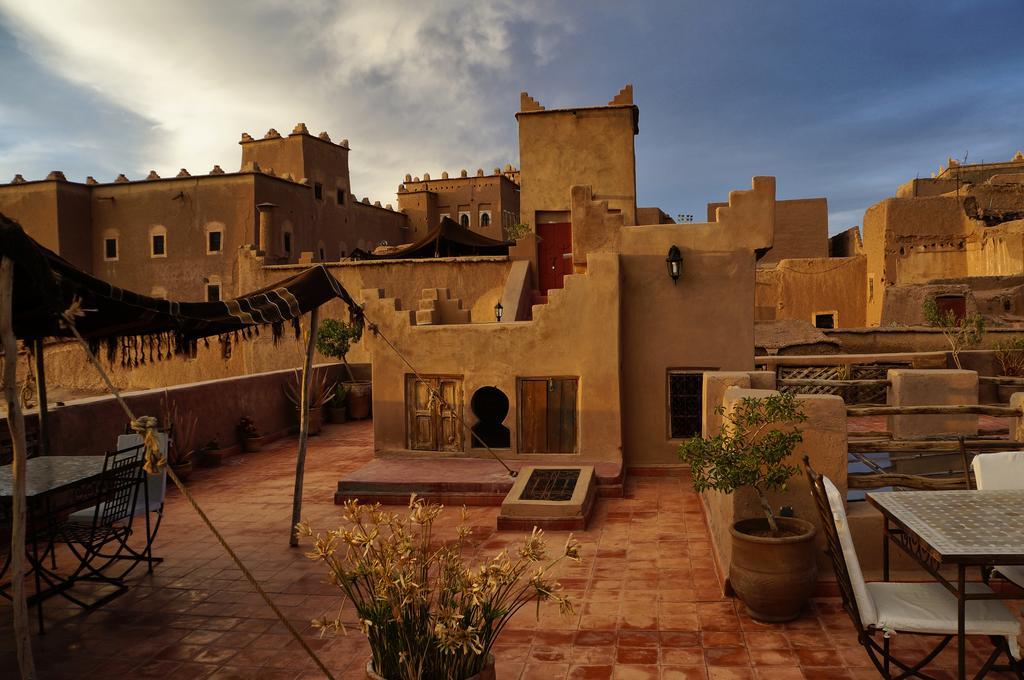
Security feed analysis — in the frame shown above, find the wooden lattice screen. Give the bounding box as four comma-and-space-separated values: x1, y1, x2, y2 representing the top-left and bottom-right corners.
777, 363, 909, 405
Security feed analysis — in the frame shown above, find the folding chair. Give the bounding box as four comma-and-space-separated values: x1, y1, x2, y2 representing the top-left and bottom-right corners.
804, 457, 1021, 679
971, 451, 1024, 590
66, 433, 168, 578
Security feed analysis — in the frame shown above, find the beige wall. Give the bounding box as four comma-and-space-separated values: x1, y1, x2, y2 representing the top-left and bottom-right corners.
756, 256, 867, 327
517, 88, 638, 228
709, 197, 828, 265
363, 253, 623, 463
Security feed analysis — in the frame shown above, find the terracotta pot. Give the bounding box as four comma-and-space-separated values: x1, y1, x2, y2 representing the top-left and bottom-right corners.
170, 461, 192, 481
345, 381, 372, 420
364, 654, 495, 680
729, 516, 817, 622
241, 435, 264, 453
325, 405, 348, 424
293, 407, 322, 435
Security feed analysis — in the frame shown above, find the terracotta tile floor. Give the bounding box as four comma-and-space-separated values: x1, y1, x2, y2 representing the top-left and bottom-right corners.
1, 420, 1021, 679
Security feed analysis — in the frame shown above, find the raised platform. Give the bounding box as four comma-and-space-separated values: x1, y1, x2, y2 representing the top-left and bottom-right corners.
335, 456, 623, 506
497, 465, 598, 531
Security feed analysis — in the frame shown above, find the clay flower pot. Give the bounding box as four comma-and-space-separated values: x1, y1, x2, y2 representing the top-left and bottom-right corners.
170, 461, 193, 481
345, 381, 372, 420
729, 516, 817, 622
325, 405, 348, 424
293, 407, 323, 435
241, 435, 264, 453
365, 654, 495, 680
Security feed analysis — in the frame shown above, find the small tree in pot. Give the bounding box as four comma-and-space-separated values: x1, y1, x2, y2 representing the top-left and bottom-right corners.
316, 318, 371, 419
678, 391, 817, 622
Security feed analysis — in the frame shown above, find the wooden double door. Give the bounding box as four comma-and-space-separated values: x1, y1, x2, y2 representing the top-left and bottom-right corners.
407, 376, 463, 452
518, 378, 578, 453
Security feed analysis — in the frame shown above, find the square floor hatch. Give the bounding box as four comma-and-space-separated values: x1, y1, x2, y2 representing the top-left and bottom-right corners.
499, 465, 596, 531
519, 468, 580, 501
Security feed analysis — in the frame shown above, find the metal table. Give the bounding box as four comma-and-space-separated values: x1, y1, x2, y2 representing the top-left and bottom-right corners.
867, 490, 1024, 680
0, 456, 106, 629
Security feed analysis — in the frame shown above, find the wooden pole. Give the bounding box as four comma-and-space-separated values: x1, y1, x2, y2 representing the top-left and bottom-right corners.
33, 339, 48, 457
847, 404, 1023, 417
289, 307, 319, 547
1, 257, 36, 679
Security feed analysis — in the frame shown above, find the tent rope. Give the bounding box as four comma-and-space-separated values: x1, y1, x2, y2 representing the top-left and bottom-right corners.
366, 319, 517, 477
59, 300, 336, 680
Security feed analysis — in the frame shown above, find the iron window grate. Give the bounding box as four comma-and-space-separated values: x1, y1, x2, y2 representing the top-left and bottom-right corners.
519, 468, 580, 501
669, 371, 703, 439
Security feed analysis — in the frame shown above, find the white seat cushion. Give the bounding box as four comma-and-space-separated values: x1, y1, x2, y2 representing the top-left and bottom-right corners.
867, 581, 1020, 658
972, 451, 1024, 491
994, 565, 1024, 589
823, 477, 878, 625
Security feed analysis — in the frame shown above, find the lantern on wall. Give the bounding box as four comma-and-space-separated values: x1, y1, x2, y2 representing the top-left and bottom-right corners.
494, 302, 504, 322
666, 245, 682, 284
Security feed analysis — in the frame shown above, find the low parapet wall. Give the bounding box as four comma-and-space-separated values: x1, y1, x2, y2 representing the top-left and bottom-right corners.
5, 362, 364, 459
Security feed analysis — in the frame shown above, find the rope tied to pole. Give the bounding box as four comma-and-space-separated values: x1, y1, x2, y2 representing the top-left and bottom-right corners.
130, 415, 164, 475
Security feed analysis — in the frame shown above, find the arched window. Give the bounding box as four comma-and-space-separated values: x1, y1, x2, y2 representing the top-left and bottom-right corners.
150, 225, 167, 258
479, 211, 491, 228
459, 213, 470, 229
282, 228, 293, 257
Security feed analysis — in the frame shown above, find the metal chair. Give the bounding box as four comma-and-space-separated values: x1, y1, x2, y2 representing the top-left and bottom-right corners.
66, 433, 167, 577
971, 451, 1024, 589
804, 457, 1021, 679
33, 445, 145, 630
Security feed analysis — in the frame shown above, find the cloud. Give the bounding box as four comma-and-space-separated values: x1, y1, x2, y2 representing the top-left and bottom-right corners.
0, 1, 572, 202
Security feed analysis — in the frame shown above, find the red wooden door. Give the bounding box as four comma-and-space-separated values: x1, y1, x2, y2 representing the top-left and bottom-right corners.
537, 222, 573, 293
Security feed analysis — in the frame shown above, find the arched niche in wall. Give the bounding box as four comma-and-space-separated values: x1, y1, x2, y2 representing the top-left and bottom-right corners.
470, 386, 510, 449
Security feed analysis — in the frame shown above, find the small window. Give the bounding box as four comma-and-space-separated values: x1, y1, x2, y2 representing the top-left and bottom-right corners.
283, 231, 292, 256
480, 211, 491, 228
104, 237, 118, 261
459, 213, 470, 229
935, 295, 966, 322
814, 312, 837, 329
336, 188, 345, 205
314, 183, 323, 200
668, 371, 703, 439
318, 247, 325, 261
207, 230, 223, 253
151, 233, 166, 257
206, 283, 221, 302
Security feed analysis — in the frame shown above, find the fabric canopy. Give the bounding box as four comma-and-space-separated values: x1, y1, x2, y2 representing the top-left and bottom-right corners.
352, 216, 511, 260
0, 213, 362, 364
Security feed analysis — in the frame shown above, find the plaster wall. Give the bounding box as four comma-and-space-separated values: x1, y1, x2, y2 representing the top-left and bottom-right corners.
618, 177, 775, 466
0, 182, 60, 258
518, 93, 638, 228
756, 256, 867, 327
397, 174, 519, 239
709, 198, 827, 265
887, 369, 978, 439
362, 253, 623, 464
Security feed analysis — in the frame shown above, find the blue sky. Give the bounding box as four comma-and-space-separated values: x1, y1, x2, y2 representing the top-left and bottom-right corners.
1, 1, 1022, 234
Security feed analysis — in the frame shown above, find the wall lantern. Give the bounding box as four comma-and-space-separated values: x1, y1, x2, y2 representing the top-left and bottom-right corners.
666, 245, 682, 284
494, 302, 504, 322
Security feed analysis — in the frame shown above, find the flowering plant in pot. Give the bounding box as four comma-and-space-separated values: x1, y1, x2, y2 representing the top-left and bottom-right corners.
316, 318, 371, 419
237, 416, 264, 452
297, 495, 581, 680
678, 391, 816, 622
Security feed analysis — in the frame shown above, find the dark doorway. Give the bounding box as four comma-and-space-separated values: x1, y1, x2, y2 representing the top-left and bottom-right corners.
470, 386, 510, 449
935, 295, 966, 322
814, 312, 836, 329
537, 222, 573, 294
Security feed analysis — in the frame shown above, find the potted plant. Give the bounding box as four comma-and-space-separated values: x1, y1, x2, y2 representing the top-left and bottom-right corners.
325, 384, 349, 424
297, 496, 581, 680
993, 337, 1024, 402
168, 405, 197, 481
316, 318, 372, 419
237, 416, 265, 452
678, 391, 816, 622
198, 439, 226, 468
283, 368, 333, 435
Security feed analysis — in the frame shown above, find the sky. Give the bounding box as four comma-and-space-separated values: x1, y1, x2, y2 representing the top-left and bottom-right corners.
1, 1, 1022, 235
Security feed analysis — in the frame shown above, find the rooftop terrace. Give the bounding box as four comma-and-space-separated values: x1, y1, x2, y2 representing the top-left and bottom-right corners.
1, 420, 1021, 679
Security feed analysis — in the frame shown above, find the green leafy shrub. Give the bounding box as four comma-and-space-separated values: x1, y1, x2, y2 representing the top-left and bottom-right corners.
316, 318, 363, 381
923, 298, 984, 369
678, 392, 807, 534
